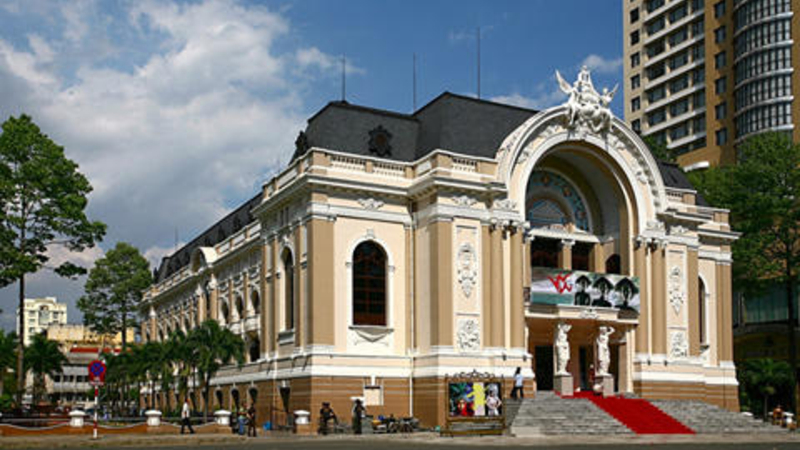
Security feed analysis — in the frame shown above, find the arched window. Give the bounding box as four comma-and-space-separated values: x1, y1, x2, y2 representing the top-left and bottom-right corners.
251, 291, 261, 315
220, 301, 230, 325
530, 238, 559, 268
248, 337, 260, 363
283, 250, 295, 330
352, 241, 387, 326
699, 277, 707, 345
235, 295, 244, 320
605, 254, 621, 275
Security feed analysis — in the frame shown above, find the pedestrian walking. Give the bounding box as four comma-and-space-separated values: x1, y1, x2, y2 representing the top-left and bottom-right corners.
238, 403, 247, 435
352, 399, 366, 435
511, 367, 524, 399
180, 399, 195, 434
247, 402, 257, 437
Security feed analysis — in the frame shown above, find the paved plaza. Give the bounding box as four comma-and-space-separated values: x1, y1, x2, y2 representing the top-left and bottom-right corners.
1, 433, 799, 450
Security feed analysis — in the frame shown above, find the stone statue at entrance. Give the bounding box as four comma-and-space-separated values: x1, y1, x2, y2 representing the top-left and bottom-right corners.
556, 66, 618, 134
555, 322, 572, 376
595, 326, 615, 377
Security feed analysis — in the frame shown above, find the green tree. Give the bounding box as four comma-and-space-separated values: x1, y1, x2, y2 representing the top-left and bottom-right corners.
739, 358, 792, 418
0, 330, 17, 398
24, 333, 67, 406
690, 132, 800, 412
0, 114, 106, 403
642, 135, 676, 163
78, 242, 151, 350
189, 320, 244, 422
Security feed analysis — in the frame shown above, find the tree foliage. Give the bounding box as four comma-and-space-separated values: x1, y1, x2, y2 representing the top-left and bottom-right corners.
0, 330, 17, 398
0, 114, 106, 402
689, 131, 800, 412
738, 358, 792, 417
23, 333, 67, 405
78, 242, 151, 349
642, 135, 676, 163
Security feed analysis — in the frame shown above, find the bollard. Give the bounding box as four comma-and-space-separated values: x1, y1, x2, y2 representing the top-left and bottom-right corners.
214, 410, 232, 426
69, 410, 87, 428
145, 410, 162, 427
294, 410, 310, 425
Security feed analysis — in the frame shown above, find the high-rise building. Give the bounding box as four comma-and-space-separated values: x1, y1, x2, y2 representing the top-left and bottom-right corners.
16, 297, 67, 346
623, 0, 800, 169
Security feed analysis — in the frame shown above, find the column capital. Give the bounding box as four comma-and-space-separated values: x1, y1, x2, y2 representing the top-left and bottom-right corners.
559, 239, 575, 248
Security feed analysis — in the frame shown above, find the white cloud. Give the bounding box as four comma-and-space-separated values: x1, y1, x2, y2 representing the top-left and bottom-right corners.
295, 47, 365, 75
581, 54, 623, 74
490, 77, 566, 110
0, 0, 351, 328
143, 242, 186, 269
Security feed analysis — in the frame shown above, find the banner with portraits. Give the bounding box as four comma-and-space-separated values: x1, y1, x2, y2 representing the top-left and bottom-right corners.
530, 267, 640, 312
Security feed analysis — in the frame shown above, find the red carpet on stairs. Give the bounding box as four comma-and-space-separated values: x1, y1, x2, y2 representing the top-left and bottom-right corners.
568, 392, 695, 435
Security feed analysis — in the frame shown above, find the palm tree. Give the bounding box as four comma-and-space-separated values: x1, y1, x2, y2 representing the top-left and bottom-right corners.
0, 330, 18, 398
740, 358, 792, 418
24, 333, 67, 406
189, 320, 244, 422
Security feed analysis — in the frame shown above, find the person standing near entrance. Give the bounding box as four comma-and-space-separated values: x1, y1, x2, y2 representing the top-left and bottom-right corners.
511, 367, 524, 399
352, 399, 366, 434
180, 399, 195, 434
247, 403, 257, 437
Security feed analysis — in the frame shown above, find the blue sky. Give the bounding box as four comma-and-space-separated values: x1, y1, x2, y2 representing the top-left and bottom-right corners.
0, 0, 623, 330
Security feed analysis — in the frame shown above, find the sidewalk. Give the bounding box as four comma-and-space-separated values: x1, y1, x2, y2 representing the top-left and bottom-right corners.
0, 431, 798, 449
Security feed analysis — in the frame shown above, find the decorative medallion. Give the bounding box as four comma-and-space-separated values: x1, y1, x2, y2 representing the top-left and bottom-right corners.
456, 242, 478, 298
456, 318, 480, 352
357, 197, 385, 210
668, 266, 685, 314
670, 330, 689, 359
453, 195, 477, 207
368, 125, 393, 157
492, 198, 517, 211
578, 308, 599, 320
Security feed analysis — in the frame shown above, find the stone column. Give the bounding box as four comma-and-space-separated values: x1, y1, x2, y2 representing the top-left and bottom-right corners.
490, 226, 504, 348
209, 274, 218, 322
651, 242, 667, 355
687, 248, 701, 356
307, 219, 335, 346
149, 307, 157, 343
431, 220, 454, 347
293, 225, 304, 347
558, 239, 574, 270
718, 263, 734, 363
510, 228, 524, 349
260, 241, 270, 356
269, 236, 279, 354
590, 243, 604, 273
481, 225, 493, 349
634, 238, 649, 354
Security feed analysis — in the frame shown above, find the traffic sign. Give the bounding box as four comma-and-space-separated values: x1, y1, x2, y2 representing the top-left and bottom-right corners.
88, 359, 106, 385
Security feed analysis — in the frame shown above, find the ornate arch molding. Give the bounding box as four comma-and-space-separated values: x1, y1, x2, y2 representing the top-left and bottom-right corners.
496, 106, 667, 232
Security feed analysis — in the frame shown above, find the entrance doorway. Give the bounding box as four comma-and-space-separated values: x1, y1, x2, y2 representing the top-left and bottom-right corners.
534, 346, 553, 391
579, 346, 594, 391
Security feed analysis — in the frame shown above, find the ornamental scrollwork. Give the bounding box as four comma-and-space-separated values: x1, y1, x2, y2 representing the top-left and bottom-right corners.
456, 242, 478, 298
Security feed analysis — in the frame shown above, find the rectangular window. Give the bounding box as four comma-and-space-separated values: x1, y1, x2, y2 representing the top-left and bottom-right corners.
715, 26, 726, 43
631, 30, 640, 45
631, 52, 640, 68
632, 119, 641, 133
715, 51, 727, 69
715, 76, 727, 94
716, 102, 727, 120
630, 7, 640, 23
716, 128, 728, 145
631, 74, 641, 90
714, 0, 726, 18
669, 4, 688, 23
632, 97, 641, 112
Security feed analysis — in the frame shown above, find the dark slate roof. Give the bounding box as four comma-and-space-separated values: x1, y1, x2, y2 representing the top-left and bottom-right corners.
655, 160, 708, 206
155, 93, 705, 283
299, 92, 538, 162
154, 194, 262, 283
